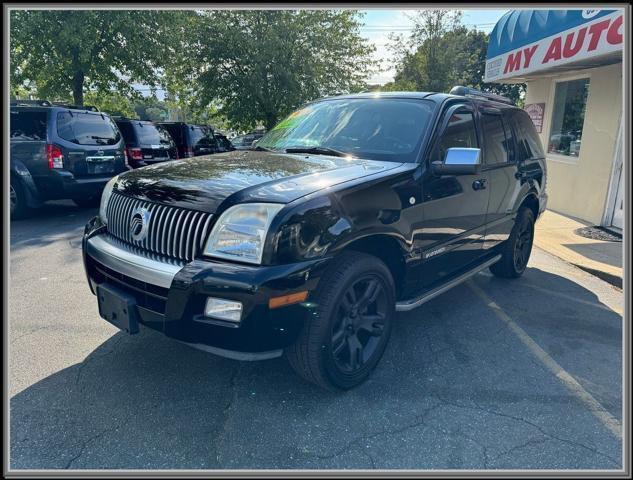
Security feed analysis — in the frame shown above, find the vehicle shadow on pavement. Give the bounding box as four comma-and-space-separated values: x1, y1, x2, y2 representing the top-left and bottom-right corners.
10, 201, 97, 253
10, 266, 622, 470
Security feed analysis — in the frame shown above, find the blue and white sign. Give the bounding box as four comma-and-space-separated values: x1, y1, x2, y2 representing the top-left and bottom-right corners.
485, 9, 623, 82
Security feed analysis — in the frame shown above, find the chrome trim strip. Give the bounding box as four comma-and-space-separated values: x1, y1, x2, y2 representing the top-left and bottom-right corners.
86, 234, 182, 289
395, 254, 502, 312
178, 340, 283, 361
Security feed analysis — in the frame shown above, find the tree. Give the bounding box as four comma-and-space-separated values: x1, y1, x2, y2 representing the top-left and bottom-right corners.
189, 10, 375, 130
10, 10, 173, 105
383, 10, 525, 105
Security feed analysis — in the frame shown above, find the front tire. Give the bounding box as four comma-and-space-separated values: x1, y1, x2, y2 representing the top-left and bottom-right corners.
490, 206, 535, 278
286, 251, 395, 391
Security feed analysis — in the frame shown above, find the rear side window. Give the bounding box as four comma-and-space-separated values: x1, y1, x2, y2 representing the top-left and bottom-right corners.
156, 125, 176, 147
57, 112, 121, 145
158, 124, 183, 145
512, 110, 545, 160
116, 122, 136, 143
481, 113, 509, 165
432, 109, 478, 163
132, 122, 170, 146
10, 110, 47, 141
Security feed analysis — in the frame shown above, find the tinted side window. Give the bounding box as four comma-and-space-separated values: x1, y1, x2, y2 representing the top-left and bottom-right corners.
156, 125, 176, 147
432, 110, 478, 163
116, 122, 136, 143
10, 110, 47, 141
57, 112, 121, 145
512, 110, 545, 160
481, 113, 508, 165
189, 126, 205, 147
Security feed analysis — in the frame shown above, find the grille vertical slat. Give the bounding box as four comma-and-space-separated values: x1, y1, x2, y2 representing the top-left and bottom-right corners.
105, 192, 213, 262
185, 212, 200, 261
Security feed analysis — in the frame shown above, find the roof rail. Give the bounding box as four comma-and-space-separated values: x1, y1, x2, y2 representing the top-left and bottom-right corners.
10, 99, 52, 107
51, 102, 100, 112
449, 86, 514, 105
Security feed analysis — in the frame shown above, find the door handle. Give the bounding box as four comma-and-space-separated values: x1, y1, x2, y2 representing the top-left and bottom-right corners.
472, 178, 487, 190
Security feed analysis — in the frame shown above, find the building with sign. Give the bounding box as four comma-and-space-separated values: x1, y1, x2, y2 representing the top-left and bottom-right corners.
485, 9, 624, 230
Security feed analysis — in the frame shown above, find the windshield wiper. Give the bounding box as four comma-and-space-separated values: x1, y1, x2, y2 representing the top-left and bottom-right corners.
252, 145, 274, 152
284, 146, 351, 158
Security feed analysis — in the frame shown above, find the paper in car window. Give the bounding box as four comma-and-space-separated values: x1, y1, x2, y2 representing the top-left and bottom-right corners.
272, 107, 313, 131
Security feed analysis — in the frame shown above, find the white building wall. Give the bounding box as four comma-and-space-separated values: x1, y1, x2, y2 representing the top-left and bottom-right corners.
524, 62, 623, 225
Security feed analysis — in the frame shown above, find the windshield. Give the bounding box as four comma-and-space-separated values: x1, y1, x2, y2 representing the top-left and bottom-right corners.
257, 98, 435, 162
57, 111, 120, 145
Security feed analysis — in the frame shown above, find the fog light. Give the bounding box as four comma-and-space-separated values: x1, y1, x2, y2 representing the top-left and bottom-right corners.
205, 297, 243, 322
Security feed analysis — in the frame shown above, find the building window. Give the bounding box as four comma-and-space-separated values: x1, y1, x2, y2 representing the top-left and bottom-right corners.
548, 78, 590, 157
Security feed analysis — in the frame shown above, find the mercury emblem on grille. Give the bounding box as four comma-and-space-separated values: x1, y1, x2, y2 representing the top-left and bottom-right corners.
129, 206, 151, 242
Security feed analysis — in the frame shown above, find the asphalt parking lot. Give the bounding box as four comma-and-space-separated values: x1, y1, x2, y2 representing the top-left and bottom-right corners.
9, 201, 623, 470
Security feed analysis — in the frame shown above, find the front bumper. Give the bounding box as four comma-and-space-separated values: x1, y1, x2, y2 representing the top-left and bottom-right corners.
82, 217, 330, 357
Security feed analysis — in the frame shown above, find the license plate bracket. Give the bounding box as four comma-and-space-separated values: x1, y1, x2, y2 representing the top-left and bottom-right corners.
86, 156, 115, 174
97, 283, 140, 334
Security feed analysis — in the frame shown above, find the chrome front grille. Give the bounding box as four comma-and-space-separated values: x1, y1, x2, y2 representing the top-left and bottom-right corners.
106, 192, 213, 262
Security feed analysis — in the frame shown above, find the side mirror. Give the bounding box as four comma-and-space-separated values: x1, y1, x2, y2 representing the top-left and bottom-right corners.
432, 148, 481, 176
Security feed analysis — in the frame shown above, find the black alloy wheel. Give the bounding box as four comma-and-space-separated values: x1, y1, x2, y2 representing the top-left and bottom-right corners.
286, 251, 395, 391
513, 215, 534, 273
331, 275, 388, 373
490, 206, 535, 278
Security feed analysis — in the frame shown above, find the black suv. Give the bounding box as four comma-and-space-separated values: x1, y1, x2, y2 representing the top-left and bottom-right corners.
82, 88, 547, 390
114, 118, 179, 168
213, 132, 235, 153
155, 122, 218, 158
10, 100, 127, 218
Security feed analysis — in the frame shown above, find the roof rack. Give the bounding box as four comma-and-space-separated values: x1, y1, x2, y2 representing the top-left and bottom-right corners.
51, 102, 100, 112
10, 99, 52, 107
449, 86, 514, 105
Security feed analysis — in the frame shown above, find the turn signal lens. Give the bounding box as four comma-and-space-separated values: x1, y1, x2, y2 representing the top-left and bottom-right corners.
268, 291, 309, 309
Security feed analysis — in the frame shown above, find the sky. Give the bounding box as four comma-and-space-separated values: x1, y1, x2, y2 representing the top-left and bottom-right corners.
359, 8, 509, 85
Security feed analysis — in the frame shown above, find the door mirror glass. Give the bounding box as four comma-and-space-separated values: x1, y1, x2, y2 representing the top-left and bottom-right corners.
432, 147, 481, 175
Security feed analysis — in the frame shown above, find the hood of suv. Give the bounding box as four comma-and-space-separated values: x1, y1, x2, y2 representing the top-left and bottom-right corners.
115, 150, 404, 213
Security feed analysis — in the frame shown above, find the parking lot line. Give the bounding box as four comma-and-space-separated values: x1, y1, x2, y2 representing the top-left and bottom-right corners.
468, 280, 622, 440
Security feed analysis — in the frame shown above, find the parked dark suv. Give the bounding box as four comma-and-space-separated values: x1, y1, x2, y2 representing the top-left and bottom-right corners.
213, 132, 235, 153
82, 87, 547, 390
10, 100, 127, 219
114, 118, 179, 168
155, 122, 218, 158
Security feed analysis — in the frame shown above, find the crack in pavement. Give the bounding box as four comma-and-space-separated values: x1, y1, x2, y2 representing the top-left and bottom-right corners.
215, 362, 243, 468
74, 335, 127, 392
314, 402, 444, 464
432, 393, 620, 468
10, 326, 49, 346
64, 424, 121, 469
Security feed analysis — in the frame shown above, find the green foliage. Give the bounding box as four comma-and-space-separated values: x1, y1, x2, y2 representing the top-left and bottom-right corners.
84, 90, 136, 117
10, 10, 173, 105
187, 10, 376, 130
384, 10, 525, 105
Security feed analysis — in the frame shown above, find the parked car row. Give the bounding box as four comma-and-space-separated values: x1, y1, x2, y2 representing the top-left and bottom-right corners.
9, 100, 237, 219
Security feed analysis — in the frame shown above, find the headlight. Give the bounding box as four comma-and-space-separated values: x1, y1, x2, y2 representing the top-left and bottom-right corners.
99, 175, 119, 225
203, 203, 284, 264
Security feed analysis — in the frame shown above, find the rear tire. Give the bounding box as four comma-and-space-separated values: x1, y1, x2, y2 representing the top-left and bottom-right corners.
10, 180, 32, 220
490, 206, 535, 278
286, 251, 395, 391
73, 195, 101, 208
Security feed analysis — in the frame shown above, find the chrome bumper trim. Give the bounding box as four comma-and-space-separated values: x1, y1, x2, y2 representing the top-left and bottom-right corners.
86, 235, 182, 289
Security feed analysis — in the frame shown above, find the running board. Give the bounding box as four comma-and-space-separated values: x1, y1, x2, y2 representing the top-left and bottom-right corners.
395, 254, 502, 312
